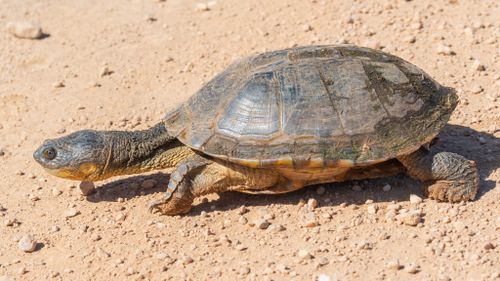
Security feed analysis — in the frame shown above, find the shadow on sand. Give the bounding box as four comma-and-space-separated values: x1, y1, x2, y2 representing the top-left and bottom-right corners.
87, 124, 499, 215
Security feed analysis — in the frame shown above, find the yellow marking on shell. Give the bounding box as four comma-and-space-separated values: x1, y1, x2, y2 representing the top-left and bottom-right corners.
302, 158, 325, 169
236, 159, 260, 168
272, 158, 294, 167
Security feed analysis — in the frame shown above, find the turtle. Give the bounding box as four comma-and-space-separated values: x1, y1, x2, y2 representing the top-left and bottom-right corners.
33, 45, 479, 215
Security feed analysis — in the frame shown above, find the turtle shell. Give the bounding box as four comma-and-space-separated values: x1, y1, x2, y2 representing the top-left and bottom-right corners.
163, 45, 458, 169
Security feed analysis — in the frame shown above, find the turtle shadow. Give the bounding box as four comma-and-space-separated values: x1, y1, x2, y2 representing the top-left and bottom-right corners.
87, 124, 498, 214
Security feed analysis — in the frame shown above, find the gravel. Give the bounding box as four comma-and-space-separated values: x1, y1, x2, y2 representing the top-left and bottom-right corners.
141, 179, 157, 189
79, 181, 96, 195
6, 21, 43, 39
64, 208, 80, 218
409, 194, 423, 204
18, 235, 37, 253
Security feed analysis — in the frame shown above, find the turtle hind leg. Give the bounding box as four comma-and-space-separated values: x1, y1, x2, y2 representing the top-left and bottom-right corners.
149, 155, 282, 215
397, 148, 479, 202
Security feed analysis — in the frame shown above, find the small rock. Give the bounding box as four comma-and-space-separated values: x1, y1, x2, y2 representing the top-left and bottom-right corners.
99, 66, 113, 77
180, 256, 194, 265
195, 2, 211, 11
304, 212, 318, 227
472, 60, 486, 71
307, 198, 318, 210
297, 249, 312, 260
237, 206, 249, 215
141, 179, 157, 189
18, 235, 37, 253
268, 224, 286, 232
316, 257, 329, 267
484, 242, 495, 250
382, 184, 391, 192
17, 267, 28, 275
238, 216, 248, 225
352, 184, 362, 191
436, 44, 455, 55
64, 208, 80, 218
79, 181, 96, 195
409, 194, 423, 204
239, 267, 250, 275
235, 244, 247, 251
6, 21, 43, 39
318, 274, 331, 281
367, 205, 378, 215
470, 85, 483, 94
404, 264, 420, 274
254, 219, 270, 230
398, 211, 421, 226
386, 260, 401, 270
301, 24, 313, 32
4, 218, 18, 226
51, 188, 62, 196
52, 81, 65, 88
91, 233, 101, 241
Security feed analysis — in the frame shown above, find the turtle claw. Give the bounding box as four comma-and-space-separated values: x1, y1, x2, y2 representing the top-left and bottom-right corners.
148, 199, 167, 214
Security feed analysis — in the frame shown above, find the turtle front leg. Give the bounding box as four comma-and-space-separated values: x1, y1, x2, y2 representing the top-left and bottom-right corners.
397, 148, 479, 202
148, 155, 282, 215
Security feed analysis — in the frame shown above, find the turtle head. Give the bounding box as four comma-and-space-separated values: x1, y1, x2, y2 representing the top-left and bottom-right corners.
34, 123, 189, 182
33, 130, 109, 181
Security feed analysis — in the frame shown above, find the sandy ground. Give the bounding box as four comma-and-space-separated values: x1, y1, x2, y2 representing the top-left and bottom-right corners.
0, 0, 499, 280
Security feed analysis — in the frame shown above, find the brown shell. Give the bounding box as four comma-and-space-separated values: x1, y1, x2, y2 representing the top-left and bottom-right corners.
163, 45, 458, 168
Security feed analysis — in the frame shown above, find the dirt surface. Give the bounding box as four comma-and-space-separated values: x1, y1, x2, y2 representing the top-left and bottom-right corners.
0, 0, 499, 280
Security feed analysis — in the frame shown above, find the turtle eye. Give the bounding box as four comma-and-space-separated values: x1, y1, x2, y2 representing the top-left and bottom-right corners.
42, 147, 57, 160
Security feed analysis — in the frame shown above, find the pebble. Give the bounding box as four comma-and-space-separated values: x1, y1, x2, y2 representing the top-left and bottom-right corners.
318, 274, 331, 281
253, 219, 270, 230
472, 60, 486, 71
352, 184, 362, 191
436, 44, 455, 55
99, 66, 113, 77
180, 256, 194, 265
404, 264, 420, 274
484, 242, 495, 250
382, 184, 391, 192
386, 260, 401, 270
238, 216, 248, 225
304, 212, 318, 227
297, 249, 312, 260
195, 1, 215, 11
470, 85, 483, 94
237, 206, 249, 215
367, 205, 378, 215
6, 21, 43, 39
18, 235, 37, 253
52, 188, 62, 196
17, 267, 28, 275
301, 24, 313, 32
268, 224, 286, 232
64, 208, 80, 218
409, 194, 423, 204
398, 211, 421, 226
141, 179, 157, 189
52, 81, 65, 88
4, 218, 17, 226
79, 181, 96, 195
307, 198, 318, 210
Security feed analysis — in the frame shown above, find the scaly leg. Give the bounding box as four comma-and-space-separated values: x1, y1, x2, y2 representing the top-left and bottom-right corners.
397, 148, 479, 202
148, 155, 283, 215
